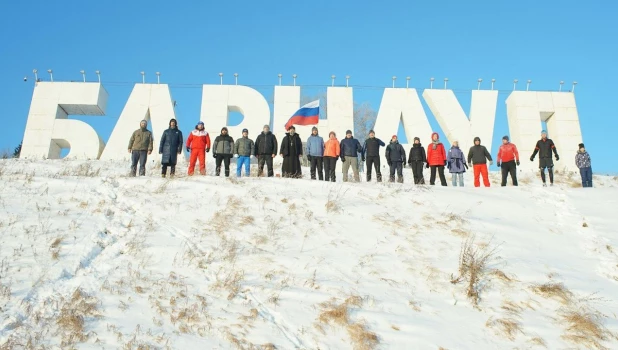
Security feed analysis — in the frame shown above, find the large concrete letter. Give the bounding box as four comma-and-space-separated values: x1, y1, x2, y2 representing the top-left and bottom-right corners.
21, 82, 107, 159
100, 84, 176, 161
372, 88, 433, 156
506, 91, 582, 172
422, 89, 498, 153
201, 85, 271, 137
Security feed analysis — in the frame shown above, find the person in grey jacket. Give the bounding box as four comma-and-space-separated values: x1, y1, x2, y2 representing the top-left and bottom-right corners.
234, 128, 254, 177
575, 143, 592, 187
306, 126, 325, 180
213, 127, 234, 177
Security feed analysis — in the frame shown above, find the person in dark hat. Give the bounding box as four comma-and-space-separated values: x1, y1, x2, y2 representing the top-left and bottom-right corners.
186, 121, 211, 176
128, 119, 153, 176
530, 130, 559, 186
280, 125, 303, 178
340, 129, 362, 182
385, 135, 406, 183
467, 136, 493, 187
362, 129, 385, 182
497, 135, 520, 186
575, 143, 593, 187
213, 127, 234, 177
408, 136, 427, 184
159, 118, 183, 177
234, 128, 254, 177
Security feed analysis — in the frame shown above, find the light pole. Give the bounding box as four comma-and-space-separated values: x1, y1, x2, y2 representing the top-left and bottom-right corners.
572, 81, 578, 92
234, 73, 238, 85
526, 79, 532, 91
392, 76, 397, 88
513, 79, 518, 91
491, 78, 495, 91
430, 77, 435, 89
156, 72, 161, 84
406, 76, 410, 88
219, 73, 223, 85
95, 70, 101, 83
33, 69, 38, 81
559, 80, 564, 92
443, 78, 449, 90
331, 75, 336, 87
292, 74, 297, 86
80, 70, 86, 82
278, 73, 282, 86
477, 78, 483, 90
345, 75, 350, 87
140, 71, 145, 84
47, 69, 53, 82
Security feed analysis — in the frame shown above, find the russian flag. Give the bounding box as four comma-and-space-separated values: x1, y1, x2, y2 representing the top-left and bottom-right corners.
284, 100, 319, 130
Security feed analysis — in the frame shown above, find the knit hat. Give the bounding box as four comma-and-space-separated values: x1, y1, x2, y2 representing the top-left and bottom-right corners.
140, 119, 147, 125
169, 118, 177, 126
346, 130, 352, 135
502, 135, 509, 141
369, 129, 375, 135
578, 143, 585, 149
392, 135, 397, 139
474, 136, 481, 143
312, 126, 318, 132
288, 125, 296, 130
197, 121, 204, 126
242, 128, 248, 134
263, 124, 270, 129
329, 131, 336, 137
221, 127, 228, 132
541, 130, 547, 135
413, 137, 420, 142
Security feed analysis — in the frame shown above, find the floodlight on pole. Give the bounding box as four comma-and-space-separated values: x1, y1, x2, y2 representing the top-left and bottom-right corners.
406, 76, 410, 88
392, 76, 397, 88
219, 73, 223, 85
559, 80, 564, 92
140, 71, 145, 84
234, 73, 238, 85
430, 77, 435, 89
80, 70, 86, 82
331, 75, 335, 87
477, 78, 483, 90
572, 81, 578, 92
292, 74, 297, 86
513, 79, 518, 91
345, 75, 350, 87
47, 69, 53, 82
277, 73, 282, 86
443, 78, 449, 90
95, 70, 101, 83
33, 69, 38, 81
491, 78, 496, 91
526, 79, 532, 91
155, 72, 160, 84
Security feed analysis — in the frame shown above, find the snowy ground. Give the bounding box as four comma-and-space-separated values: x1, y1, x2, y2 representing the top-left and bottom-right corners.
0, 158, 617, 349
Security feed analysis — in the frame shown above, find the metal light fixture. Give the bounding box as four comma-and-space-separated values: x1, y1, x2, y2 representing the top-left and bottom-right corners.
33, 69, 38, 81
513, 79, 518, 91
406, 76, 411, 88
80, 70, 86, 82
559, 80, 564, 92
572, 81, 578, 92
477, 78, 483, 90
491, 78, 496, 91
278, 73, 282, 86
140, 71, 145, 84
331, 75, 336, 87
526, 79, 532, 91
430, 77, 435, 89
156, 72, 161, 84
95, 70, 101, 83
234, 73, 238, 85
219, 72, 223, 85
47, 69, 53, 82
345, 75, 350, 87
292, 74, 297, 86
392, 76, 397, 88
444, 78, 449, 89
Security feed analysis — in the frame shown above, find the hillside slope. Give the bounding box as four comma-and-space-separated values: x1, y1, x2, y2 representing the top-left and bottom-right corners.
1, 159, 617, 349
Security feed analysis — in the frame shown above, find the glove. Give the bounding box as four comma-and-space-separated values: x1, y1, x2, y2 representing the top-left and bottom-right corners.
516, 160, 520, 166
403, 162, 407, 167
341, 156, 346, 162
489, 161, 493, 166
555, 155, 560, 161
213, 153, 218, 159
159, 151, 162, 154
497, 161, 501, 167
425, 163, 430, 169
530, 156, 534, 162
362, 157, 365, 162
186, 147, 190, 152
206, 148, 210, 153
446, 161, 450, 169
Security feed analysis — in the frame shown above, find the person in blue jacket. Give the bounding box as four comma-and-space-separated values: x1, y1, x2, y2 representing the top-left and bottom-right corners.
306, 126, 325, 180
447, 141, 467, 186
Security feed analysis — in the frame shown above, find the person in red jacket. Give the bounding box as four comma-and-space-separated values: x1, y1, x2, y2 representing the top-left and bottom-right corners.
186, 121, 211, 175
426, 132, 447, 186
496, 135, 520, 186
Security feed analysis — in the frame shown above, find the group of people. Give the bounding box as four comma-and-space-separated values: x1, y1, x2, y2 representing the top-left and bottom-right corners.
127, 120, 594, 188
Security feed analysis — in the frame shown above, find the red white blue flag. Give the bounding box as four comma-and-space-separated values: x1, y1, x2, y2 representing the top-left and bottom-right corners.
284, 100, 319, 130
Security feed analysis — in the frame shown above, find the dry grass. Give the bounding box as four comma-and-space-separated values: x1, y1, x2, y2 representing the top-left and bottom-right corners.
491, 269, 515, 283
56, 288, 101, 346
501, 300, 524, 315
486, 317, 524, 341
531, 282, 572, 304
317, 296, 379, 350
450, 234, 498, 306
560, 307, 617, 350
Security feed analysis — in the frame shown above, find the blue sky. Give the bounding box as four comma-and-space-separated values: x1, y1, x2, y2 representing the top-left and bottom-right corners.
1, 0, 616, 173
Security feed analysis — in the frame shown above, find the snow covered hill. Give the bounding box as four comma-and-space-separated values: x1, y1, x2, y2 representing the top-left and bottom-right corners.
1, 159, 618, 349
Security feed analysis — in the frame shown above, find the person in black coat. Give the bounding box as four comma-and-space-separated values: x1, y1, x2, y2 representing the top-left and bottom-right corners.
530, 130, 559, 186
362, 129, 385, 182
159, 118, 183, 177
385, 135, 406, 183
408, 137, 427, 184
280, 125, 303, 178
255, 125, 278, 177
